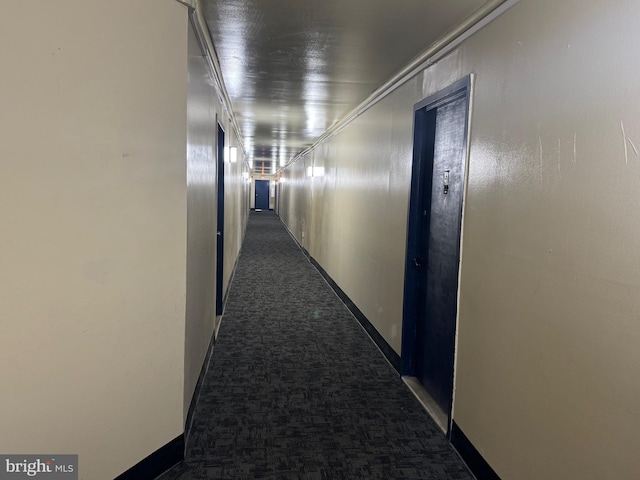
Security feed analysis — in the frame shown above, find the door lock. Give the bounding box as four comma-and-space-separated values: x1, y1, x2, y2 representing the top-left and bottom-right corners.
443, 170, 450, 194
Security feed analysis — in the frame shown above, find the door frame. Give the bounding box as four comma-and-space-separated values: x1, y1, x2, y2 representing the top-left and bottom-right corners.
215, 121, 225, 316
401, 75, 472, 433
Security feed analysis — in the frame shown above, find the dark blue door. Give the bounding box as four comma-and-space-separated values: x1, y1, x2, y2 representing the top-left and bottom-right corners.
215, 124, 225, 315
402, 77, 470, 430
255, 179, 270, 210
415, 93, 467, 416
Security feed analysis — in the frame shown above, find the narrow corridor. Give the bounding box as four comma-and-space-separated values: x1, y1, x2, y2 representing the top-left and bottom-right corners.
159, 211, 472, 480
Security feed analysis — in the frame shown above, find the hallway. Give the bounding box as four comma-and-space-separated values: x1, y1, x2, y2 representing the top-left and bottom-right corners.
159, 211, 472, 480
4, 2, 640, 478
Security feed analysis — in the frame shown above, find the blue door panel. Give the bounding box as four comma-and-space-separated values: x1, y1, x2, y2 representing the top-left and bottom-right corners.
255, 180, 270, 210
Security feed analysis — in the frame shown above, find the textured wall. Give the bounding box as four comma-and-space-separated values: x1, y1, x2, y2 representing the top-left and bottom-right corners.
0, 1, 188, 479
279, 0, 640, 477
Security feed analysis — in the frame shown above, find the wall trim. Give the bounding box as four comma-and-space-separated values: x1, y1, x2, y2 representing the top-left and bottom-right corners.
173, 0, 195, 10
184, 331, 216, 446
451, 421, 501, 480
114, 435, 184, 480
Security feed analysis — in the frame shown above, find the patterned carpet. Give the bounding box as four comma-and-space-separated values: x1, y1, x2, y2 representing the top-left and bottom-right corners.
157, 211, 473, 480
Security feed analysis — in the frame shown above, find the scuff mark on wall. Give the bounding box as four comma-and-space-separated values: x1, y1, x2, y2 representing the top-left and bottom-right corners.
621, 120, 629, 164
422, 48, 462, 98
573, 132, 577, 164
539, 136, 543, 187
557, 138, 562, 179
628, 138, 639, 157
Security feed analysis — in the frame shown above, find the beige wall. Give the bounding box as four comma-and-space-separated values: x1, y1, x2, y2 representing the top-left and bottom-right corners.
280, 88, 414, 353
280, 0, 640, 478
455, 0, 640, 477
279, 156, 313, 249
0, 1, 188, 479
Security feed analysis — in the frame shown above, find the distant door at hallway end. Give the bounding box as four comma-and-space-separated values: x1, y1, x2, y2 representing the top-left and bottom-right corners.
255, 179, 270, 210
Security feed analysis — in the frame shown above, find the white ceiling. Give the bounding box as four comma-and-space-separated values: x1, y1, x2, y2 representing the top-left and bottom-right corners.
201, 0, 500, 174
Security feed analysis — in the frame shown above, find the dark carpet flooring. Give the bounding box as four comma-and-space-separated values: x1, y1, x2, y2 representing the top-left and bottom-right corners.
156, 211, 473, 480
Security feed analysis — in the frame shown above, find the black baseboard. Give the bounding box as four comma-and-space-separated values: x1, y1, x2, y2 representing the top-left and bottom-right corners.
306, 254, 401, 373
115, 245, 243, 480
269, 223, 401, 374
184, 329, 218, 445
451, 421, 501, 480
114, 435, 184, 480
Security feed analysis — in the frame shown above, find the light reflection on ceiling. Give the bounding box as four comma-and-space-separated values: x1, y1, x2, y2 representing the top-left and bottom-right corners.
201, 0, 497, 175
